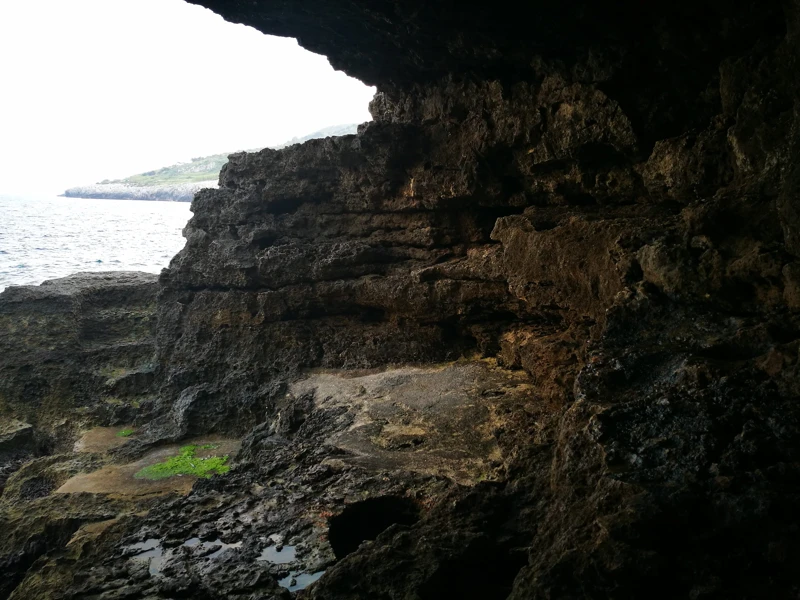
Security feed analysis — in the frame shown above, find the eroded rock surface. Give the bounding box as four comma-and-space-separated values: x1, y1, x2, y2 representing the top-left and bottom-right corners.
0, 272, 158, 496
0, 272, 159, 439
3, 0, 800, 598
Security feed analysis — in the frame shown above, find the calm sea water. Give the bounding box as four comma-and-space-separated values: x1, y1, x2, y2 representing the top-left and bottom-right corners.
0, 195, 191, 292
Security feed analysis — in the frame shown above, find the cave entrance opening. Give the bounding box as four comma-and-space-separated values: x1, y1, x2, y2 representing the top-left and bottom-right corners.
328, 496, 422, 559
0, 0, 376, 290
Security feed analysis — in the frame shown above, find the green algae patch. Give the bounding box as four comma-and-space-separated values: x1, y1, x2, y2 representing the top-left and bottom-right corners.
117, 428, 135, 437
134, 444, 230, 481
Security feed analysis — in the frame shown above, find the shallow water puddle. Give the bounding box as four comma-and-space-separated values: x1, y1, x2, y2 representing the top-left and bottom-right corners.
183, 537, 243, 559
278, 571, 326, 592
253, 536, 323, 591
128, 539, 167, 576
257, 544, 297, 564
126, 536, 244, 578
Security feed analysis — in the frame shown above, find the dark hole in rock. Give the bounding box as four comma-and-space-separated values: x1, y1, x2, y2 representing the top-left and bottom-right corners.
502, 175, 524, 196
253, 231, 278, 250
359, 307, 387, 323
418, 544, 528, 600
328, 496, 420, 559
531, 219, 558, 232
19, 475, 56, 500
440, 319, 475, 349
563, 191, 597, 206
575, 142, 625, 168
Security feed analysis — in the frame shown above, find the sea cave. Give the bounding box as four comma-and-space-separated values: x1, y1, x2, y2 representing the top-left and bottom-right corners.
2, 0, 800, 598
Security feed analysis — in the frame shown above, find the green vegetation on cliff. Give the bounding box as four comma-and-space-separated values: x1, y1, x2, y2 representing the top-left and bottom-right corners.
97, 124, 359, 188
100, 153, 232, 187
134, 444, 230, 480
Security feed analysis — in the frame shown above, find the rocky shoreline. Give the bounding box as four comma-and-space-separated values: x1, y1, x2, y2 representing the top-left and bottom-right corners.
61, 181, 217, 202
2, 0, 800, 598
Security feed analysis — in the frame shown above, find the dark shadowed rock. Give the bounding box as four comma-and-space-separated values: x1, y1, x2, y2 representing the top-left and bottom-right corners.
2, 0, 800, 598
0, 272, 159, 446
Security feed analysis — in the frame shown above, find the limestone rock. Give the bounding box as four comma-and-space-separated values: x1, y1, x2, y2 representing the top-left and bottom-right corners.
0, 272, 159, 445
3, 0, 800, 598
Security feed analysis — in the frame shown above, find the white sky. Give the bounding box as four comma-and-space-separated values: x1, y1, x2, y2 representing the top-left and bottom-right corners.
0, 0, 375, 195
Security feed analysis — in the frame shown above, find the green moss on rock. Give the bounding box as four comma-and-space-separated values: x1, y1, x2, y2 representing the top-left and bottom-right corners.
134, 445, 229, 480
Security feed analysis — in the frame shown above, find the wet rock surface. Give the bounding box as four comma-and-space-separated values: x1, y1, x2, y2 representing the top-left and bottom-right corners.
0, 272, 159, 440
33, 360, 535, 600
3, 0, 800, 598
0, 272, 158, 496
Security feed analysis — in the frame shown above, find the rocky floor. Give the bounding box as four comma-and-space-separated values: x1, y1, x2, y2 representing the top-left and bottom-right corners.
2, 358, 543, 599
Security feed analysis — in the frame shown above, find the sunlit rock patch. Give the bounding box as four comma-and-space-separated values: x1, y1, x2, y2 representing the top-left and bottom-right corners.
289, 360, 530, 484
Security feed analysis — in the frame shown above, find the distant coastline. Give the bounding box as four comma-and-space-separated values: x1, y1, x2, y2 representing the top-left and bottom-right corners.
61, 181, 214, 202
62, 123, 359, 202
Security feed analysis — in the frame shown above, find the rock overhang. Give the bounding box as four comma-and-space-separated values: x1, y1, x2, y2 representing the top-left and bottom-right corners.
186, 0, 787, 90
2, 0, 800, 597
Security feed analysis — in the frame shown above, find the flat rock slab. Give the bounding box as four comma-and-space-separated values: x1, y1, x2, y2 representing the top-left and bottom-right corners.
292, 360, 533, 485
0, 271, 158, 302
56, 436, 240, 498
73, 426, 136, 454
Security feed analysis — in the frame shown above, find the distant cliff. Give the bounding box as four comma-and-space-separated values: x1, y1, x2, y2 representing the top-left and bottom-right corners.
62, 124, 359, 202
62, 180, 216, 202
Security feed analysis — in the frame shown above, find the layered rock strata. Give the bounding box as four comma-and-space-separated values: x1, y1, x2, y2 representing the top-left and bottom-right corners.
0, 273, 163, 598
3, 0, 800, 598
0, 272, 158, 455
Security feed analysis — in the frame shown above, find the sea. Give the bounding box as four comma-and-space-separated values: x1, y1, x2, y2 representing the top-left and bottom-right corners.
0, 194, 192, 293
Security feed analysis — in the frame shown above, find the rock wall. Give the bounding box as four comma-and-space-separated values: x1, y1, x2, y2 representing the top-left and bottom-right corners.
0, 273, 161, 597
3, 0, 800, 598
0, 272, 158, 451
144, 0, 799, 596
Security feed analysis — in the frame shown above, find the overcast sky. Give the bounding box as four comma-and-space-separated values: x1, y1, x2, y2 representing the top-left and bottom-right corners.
0, 0, 375, 195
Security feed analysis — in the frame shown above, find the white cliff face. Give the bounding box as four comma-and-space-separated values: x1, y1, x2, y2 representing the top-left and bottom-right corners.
62, 180, 218, 202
